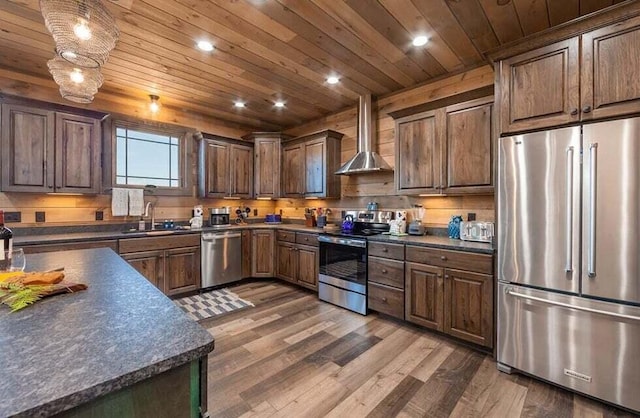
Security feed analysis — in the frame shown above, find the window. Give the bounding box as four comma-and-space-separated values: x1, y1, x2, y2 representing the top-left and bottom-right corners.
115, 126, 182, 187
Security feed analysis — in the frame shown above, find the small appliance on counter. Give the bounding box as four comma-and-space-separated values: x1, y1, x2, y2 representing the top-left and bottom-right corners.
209, 207, 230, 227
265, 213, 282, 224
408, 205, 425, 236
460, 221, 494, 243
447, 215, 463, 239
189, 205, 204, 229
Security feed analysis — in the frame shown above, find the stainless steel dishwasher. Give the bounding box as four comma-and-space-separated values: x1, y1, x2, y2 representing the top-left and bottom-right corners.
201, 231, 242, 288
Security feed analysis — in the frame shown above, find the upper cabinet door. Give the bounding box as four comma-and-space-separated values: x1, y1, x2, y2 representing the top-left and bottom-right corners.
303, 139, 325, 197
254, 138, 280, 198
499, 38, 580, 134
55, 113, 101, 193
395, 111, 440, 195
230, 144, 253, 198
1, 104, 55, 192
581, 15, 640, 121
443, 98, 494, 193
282, 142, 305, 197
203, 141, 229, 197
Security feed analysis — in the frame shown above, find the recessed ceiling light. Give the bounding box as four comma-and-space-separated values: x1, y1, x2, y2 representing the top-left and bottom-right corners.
197, 41, 214, 52
234, 101, 246, 108
326, 76, 340, 84
274, 101, 285, 108
412, 36, 429, 47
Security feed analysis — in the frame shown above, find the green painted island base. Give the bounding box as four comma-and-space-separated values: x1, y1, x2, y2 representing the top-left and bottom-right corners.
57, 358, 206, 418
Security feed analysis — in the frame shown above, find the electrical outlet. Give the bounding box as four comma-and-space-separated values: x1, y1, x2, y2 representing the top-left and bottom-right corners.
35, 211, 46, 223
253, 209, 258, 216
467, 212, 476, 221
95, 211, 104, 221
279, 209, 283, 216
4, 212, 21, 223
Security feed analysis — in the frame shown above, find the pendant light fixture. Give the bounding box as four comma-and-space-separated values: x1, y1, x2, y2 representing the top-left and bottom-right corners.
47, 56, 104, 103
40, 0, 119, 68
149, 95, 161, 113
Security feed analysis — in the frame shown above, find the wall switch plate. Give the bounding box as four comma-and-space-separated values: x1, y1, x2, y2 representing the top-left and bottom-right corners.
95, 211, 104, 221
467, 212, 476, 221
4, 212, 21, 223
35, 211, 46, 223
253, 209, 258, 216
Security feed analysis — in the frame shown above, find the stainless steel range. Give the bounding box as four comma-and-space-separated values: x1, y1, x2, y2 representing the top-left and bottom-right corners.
318, 210, 393, 315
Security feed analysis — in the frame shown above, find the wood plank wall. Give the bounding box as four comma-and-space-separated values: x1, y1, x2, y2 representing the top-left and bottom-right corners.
280, 65, 495, 226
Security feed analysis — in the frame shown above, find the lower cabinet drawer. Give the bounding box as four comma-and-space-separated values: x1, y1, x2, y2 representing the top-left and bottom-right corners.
368, 282, 404, 320
368, 256, 404, 288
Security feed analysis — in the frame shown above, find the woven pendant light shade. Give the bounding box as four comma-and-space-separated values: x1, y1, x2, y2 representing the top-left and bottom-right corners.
40, 0, 119, 68
47, 56, 104, 103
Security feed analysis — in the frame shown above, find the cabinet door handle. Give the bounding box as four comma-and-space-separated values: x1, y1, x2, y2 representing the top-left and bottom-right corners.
381, 297, 387, 302
582, 105, 592, 114
440, 256, 447, 261
304, 238, 309, 241
381, 269, 387, 274
382, 248, 388, 252
570, 108, 578, 116
444, 274, 449, 279
437, 273, 442, 278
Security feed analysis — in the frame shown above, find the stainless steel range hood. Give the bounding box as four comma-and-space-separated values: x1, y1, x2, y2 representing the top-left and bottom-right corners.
335, 94, 393, 175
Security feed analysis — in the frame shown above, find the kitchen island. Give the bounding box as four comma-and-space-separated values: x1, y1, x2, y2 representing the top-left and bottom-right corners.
0, 248, 215, 418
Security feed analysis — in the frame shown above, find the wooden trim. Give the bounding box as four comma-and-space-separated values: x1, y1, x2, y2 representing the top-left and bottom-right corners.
0, 93, 109, 120
486, 1, 640, 62
388, 86, 494, 120
282, 129, 344, 145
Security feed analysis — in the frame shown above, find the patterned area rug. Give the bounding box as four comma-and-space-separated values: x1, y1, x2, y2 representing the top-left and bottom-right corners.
174, 288, 254, 321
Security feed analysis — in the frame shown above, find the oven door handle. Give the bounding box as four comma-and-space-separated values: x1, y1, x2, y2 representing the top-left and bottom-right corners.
318, 235, 367, 248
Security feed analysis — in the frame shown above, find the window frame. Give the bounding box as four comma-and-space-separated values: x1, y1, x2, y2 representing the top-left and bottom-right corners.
107, 119, 194, 196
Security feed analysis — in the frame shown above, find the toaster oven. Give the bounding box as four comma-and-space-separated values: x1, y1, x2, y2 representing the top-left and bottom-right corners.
460, 221, 494, 243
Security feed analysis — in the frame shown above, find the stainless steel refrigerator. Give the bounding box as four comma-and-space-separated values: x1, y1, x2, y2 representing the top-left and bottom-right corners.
497, 118, 640, 413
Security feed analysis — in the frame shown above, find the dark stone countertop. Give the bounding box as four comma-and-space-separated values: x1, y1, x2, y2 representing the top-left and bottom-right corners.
0, 248, 215, 418
367, 234, 494, 254
13, 224, 325, 246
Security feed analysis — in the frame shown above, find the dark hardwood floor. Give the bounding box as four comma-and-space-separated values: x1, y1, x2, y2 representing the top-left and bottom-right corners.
200, 281, 637, 418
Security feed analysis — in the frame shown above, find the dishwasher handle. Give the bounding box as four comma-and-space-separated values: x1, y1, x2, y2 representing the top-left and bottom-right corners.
202, 232, 242, 241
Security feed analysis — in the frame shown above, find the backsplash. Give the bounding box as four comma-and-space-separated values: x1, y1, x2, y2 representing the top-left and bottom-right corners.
0, 192, 277, 227
275, 195, 494, 227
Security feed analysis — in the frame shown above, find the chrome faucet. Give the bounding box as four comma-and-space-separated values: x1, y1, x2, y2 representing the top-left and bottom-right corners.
144, 202, 156, 230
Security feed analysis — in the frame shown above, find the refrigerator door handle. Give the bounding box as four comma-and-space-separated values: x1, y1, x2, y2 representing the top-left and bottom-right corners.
565, 146, 574, 272
588, 143, 598, 277
506, 288, 640, 322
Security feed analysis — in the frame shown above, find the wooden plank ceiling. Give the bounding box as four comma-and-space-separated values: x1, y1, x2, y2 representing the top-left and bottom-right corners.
0, 0, 623, 131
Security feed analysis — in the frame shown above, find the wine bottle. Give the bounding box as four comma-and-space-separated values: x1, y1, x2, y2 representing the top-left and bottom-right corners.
0, 210, 13, 270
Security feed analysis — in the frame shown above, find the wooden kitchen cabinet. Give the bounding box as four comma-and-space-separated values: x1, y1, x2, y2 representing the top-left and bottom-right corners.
165, 246, 201, 296
498, 14, 640, 133
119, 234, 201, 296
444, 269, 493, 347
393, 96, 494, 196
198, 136, 253, 198
121, 250, 165, 292
395, 111, 441, 195
404, 245, 494, 348
252, 229, 275, 277
1, 104, 101, 193
368, 252, 405, 320
281, 130, 343, 199
276, 231, 319, 290
499, 38, 580, 133
405, 262, 444, 331
244, 133, 290, 198
276, 240, 297, 283
443, 97, 494, 194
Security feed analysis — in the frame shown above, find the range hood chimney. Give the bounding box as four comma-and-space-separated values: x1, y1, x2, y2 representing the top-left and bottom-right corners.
335, 94, 393, 175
